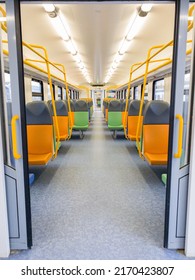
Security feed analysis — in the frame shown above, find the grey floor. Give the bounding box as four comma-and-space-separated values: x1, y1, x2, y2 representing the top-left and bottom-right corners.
9, 111, 191, 260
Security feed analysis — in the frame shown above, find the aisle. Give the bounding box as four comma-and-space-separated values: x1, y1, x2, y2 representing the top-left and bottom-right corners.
9, 111, 188, 260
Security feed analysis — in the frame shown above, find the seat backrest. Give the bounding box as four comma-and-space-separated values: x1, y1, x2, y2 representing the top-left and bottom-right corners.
49, 100, 69, 140
65, 100, 75, 112
108, 100, 123, 127
127, 100, 146, 140
128, 100, 146, 116
74, 100, 88, 112
108, 100, 121, 112
120, 99, 127, 112
26, 101, 53, 155
143, 100, 170, 154
49, 100, 68, 116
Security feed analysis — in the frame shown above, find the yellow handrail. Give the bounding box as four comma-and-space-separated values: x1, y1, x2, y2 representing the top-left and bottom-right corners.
0, 6, 75, 158
11, 115, 21, 160
134, 5, 194, 157
22, 58, 73, 139
174, 114, 184, 158
25, 44, 60, 157
53, 62, 73, 138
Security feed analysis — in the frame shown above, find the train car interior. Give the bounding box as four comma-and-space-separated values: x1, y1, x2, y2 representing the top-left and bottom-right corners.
0, 1, 195, 260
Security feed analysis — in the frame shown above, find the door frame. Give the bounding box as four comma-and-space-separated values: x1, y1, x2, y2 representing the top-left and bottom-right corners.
0, 28, 10, 258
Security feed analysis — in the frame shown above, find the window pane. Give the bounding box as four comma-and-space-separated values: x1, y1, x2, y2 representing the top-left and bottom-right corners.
58, 87, 62, 100
134, 87, 138, 100
63, 88, 66, 99
154, 79, 164, 100
31, 80, 41, 93
48, 84, 55, 101
180, 72, 191, 167
144, 84, 148, 100
31, 80, 43, 101
5, 73, 12, 102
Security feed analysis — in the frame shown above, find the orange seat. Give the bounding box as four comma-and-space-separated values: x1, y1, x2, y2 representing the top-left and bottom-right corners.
27, 125, 53, 165
53, 116, 69, 140
143, 124, 169, 165
69, 111, 74, 127
122, 111, 126, 127
26, 101, 54, 166
127, 116, 143, 140
105, 108, 108, 122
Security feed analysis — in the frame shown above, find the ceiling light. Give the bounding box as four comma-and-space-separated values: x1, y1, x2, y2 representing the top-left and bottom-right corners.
79, 63, 84, 69
112, 62, 117, 69
114, 53, 122, 63
126, 15, 145, 41
66, 40, 77, 55
73, 53, 81, 63
0, 17, 6, 22
43, 4, 55, 13
118, 39, 130, 55
51, 15, 70, 41
141, 4, 153, 13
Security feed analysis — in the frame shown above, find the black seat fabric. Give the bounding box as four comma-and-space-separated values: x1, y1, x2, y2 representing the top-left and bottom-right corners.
74, 100, 88, 112
108, 100, 121, 112
26, 101, 52, 125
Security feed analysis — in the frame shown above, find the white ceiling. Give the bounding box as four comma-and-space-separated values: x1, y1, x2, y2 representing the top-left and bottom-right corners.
19, 3, 177, 88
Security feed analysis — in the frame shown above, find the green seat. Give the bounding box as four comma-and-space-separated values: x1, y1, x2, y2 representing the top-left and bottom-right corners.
161, 173, 167, 185
73, 112, 89, 130
108, 112, 123, 130
108, 100, 123, 131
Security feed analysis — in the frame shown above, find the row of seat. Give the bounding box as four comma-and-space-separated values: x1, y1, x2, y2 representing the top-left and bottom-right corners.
126, 99, 170, 165
79, 98, 94, 121
26, 99, 91, 166
107, 100, 126, 130
103, 98, 170, 166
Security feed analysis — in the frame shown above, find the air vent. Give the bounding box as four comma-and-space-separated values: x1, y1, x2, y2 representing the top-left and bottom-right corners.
91, 84, 105, 87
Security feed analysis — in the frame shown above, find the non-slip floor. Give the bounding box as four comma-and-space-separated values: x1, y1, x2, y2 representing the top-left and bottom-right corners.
8, 111, 190, 260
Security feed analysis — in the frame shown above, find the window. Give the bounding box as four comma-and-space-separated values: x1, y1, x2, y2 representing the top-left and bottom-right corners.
153, 79, 164, 100
48, 84, 55, 100
124, 89, 127, 100
62, 88, 66, 100
183, 72, 190, 102
134, 86, 139, 100
141, 83, 148, 100
4, 72, 12, 102
130, 88, 133, 99
69, 89, 72, 99
31, 79, 43, 101
57, 87, 63, 100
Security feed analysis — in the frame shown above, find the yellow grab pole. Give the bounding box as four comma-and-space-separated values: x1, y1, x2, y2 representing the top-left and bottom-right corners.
54, 63, 73, 138
174, 114, 184, 158
26, 44, 60, 158
11, 115, 21, 160
124, 62, 143, 138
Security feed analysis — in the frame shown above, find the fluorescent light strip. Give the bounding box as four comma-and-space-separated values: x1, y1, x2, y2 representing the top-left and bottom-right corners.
51, 16, 70, 41
43, 4, 55, 13
104, 4, 153, 83
141, 4, 153, 13
43, 4, 90, 83
0, 17, 6, 22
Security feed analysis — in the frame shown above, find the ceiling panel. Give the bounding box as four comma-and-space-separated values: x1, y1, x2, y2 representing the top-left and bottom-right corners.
19, 3, 176, 88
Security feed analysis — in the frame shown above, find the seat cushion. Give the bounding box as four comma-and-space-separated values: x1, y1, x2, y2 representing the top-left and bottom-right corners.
127, 116, 143, 140
144, 152, 168, 165
53, 116, 69, 140
28, 153, 53, 165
